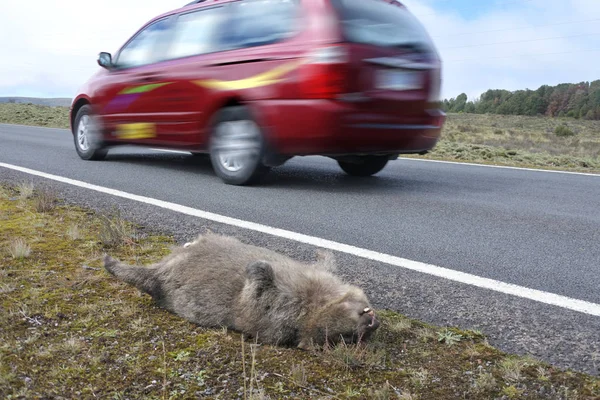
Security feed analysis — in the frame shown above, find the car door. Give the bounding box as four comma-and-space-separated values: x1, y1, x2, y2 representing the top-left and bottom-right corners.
145, 4, 230, 148
95, 15, 176, 145
150, 0, 303, 149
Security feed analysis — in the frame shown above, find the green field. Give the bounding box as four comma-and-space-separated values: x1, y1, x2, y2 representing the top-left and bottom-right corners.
2, 182, 599, 399
1, 103, 599, 174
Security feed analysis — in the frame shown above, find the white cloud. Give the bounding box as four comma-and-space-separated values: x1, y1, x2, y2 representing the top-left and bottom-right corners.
403, 0, 600, 100
0, 0, 184, 97
0, 0, 598, 100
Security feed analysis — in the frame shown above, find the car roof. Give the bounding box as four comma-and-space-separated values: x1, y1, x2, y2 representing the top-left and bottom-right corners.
164, 0, 240, 16
146, 0, 232, 22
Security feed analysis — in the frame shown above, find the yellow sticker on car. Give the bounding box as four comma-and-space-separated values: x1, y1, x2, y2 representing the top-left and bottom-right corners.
116, 123, 157, 139
193, 60, 304, 91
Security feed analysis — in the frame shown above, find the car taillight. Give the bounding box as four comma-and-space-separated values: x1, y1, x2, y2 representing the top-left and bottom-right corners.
300, 46, 348, 99
428, 66, 442, 102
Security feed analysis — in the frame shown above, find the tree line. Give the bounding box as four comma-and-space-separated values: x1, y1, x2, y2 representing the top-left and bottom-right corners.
443, 80, 600, 120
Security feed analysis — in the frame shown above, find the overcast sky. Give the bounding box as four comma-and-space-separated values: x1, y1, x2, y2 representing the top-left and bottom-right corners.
0, 0, 598, 101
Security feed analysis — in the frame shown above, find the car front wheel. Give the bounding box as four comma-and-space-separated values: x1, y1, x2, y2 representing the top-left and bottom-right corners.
73, 105, 107, 161
208, 106, 271, 186
337, 156, 390, 177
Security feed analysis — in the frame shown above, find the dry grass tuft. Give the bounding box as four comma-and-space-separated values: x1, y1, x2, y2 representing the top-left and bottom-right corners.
99, 211, 136, 248
290, 363, 307, 386
67, 224, 82, 240
498, 356, 532, 383
17, 181, 35, 200
8, 237, 32, 259
389, 318, 413, 333
325, 340, 387, 371
33, 188, 58, 213
473, 371, 497, 393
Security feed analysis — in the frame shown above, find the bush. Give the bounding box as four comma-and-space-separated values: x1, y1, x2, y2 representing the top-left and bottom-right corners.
554, 124, 575, 137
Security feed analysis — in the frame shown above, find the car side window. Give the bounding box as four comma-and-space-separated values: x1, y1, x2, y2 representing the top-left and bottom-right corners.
166, 6, 227, 59
222, 0, 301, 50
114, 18, 173, 69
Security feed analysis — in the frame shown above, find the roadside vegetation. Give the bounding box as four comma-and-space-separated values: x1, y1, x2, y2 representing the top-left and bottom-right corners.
443, 81, 600, 120
1, 181, 600, 399
0, 103, 70, 129
1, 103, 599, 174
407, 112, 600, 173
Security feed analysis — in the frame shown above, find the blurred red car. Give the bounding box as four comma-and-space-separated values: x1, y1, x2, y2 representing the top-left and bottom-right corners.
70, 0, 445, 185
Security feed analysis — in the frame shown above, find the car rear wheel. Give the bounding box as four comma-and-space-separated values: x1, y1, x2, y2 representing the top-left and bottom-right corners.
209, 106, 270, 185
337, 156, 389, 177
73, 105, 107, 161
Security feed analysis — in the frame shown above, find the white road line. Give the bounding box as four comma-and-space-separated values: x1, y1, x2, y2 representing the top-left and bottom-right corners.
2, 161, 600, 318
399, 157, 600, 177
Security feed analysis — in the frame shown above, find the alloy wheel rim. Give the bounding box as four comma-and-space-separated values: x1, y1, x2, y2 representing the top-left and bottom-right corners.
213, 120, 261, 173
77, 115, 90, 151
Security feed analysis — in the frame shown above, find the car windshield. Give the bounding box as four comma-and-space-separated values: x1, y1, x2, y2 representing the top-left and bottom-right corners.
330, 0, 434, 51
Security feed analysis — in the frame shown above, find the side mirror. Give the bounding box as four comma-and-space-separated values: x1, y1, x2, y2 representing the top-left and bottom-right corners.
97, 52, 113, 70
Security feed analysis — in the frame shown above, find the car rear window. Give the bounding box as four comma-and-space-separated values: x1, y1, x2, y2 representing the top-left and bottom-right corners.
330, 0, 434, 51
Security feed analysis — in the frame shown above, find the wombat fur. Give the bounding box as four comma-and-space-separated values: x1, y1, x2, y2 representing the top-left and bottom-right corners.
103, 232, 380, 348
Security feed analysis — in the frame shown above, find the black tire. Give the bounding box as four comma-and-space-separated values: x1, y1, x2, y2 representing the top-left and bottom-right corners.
208, 106, 271, 186
72, 105, 107, 161
337, 156, 389, 177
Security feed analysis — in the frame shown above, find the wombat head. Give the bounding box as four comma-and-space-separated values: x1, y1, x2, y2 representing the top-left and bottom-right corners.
245, 259, 380, 350
299, 287, 381, 349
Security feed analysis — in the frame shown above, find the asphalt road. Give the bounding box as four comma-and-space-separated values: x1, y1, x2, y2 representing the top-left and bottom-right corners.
1, 123, 600, 375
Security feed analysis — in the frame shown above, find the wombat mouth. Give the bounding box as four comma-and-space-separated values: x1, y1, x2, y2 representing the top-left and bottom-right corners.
362, 307, 378, 328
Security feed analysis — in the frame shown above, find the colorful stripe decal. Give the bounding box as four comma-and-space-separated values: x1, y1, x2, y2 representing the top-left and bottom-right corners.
193, 60, 303, 91
104, 93, 142, 113
105, 82, 172, 113
119, 82, 172, 95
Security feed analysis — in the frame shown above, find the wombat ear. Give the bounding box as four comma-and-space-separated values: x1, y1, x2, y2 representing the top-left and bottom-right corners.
315, 249, 337, 272
246, 261, 275, 291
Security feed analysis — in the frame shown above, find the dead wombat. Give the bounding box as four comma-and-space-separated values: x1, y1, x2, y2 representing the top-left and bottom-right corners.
103, 232, 380, 348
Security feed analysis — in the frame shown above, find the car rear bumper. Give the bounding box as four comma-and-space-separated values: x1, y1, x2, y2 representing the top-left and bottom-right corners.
253, 99, 445, 156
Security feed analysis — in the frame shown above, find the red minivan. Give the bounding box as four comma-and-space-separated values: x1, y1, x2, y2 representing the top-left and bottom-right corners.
70, 0, 445, 185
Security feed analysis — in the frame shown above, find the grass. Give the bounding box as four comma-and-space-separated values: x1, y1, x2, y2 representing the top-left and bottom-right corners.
1, 181, 600, 399
0, 103, 70, 129
407, 112, 600, 174
2, 103, 599, 174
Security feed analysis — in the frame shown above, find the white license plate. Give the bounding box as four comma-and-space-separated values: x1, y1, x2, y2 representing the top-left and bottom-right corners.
377, 70, 422, 91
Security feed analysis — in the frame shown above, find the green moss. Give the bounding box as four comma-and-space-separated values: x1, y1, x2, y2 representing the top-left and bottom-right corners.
1, 182, 599, 399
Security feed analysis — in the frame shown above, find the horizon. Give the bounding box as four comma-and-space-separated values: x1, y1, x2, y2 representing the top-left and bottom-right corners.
3, 78, 599, 104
